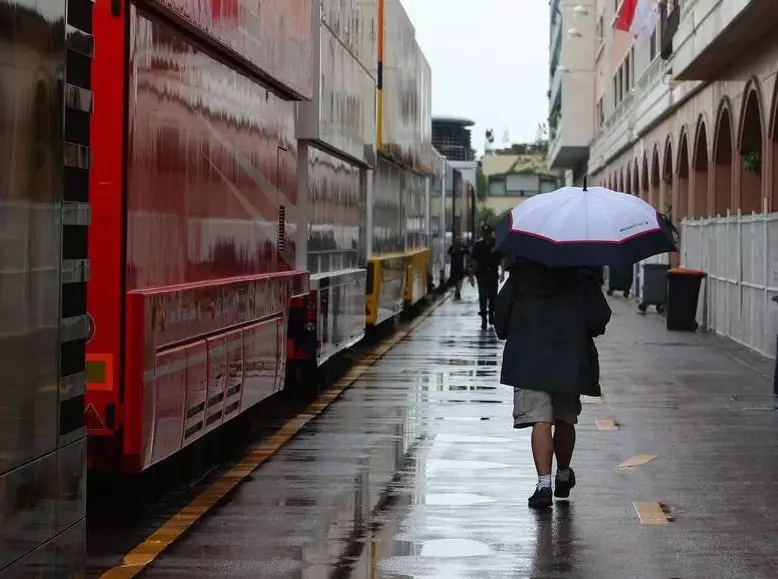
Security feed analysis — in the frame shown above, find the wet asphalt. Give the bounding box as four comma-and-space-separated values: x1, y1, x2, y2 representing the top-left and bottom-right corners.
99, 285, 778, 578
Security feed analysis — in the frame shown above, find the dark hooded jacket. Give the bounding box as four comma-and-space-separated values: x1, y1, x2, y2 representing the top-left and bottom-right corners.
494, 260, 611, 396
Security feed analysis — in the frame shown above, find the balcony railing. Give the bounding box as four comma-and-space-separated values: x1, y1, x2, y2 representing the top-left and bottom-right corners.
550, 16, 562, 59
549, 68, 563, 112
548, 121, 564, 165
589, 57, 671, 170
673, 0, 777, 80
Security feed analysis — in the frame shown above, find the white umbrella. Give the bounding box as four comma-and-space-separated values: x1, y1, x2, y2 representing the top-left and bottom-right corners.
494, 185, 677, 267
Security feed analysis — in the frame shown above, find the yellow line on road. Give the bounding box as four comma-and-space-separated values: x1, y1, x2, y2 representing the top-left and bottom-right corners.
581, 395, 603, 404
633, 501, 669, 524
99, 293, 452, 579
617, 454, 658, 470
595, 420, 618, 430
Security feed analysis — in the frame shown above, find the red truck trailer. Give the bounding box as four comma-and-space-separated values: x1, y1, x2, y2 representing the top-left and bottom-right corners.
86, 0, 313, 473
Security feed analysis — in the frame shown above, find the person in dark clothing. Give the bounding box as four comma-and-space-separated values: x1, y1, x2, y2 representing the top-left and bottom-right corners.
447, 236, 470, 300
494, 258, 612, 509
470, 224, 503, 329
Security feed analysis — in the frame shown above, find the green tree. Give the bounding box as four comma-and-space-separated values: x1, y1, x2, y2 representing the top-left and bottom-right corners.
477, 206, 498, 229
475, 206, 513, 235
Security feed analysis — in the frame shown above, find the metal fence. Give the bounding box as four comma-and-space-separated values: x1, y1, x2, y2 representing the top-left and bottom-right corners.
681, 207, 778, 359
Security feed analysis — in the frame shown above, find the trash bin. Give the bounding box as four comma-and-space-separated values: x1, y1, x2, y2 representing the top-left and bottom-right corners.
638, 263, 669, 313
607, 264, 634, 297
666, 268, 706, 331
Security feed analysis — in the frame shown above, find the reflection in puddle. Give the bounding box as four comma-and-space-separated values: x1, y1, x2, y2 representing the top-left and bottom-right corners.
446, 385, 498, 391
422, 493, 495, 506
426, 459, 510, 473
419, 539, 491, 558
435, 434, 513, 444
433, 416, 491, 421
438, 399, 504, 404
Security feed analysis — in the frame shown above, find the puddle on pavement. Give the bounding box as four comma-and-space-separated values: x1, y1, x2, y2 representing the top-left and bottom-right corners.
419, 539, 492, 558
435, 434, 513, 444
433, 416, 491, 421
433, 357, 478, 366
438, 399, 504, 404
422, 493, 495, 506
426, 459, 510, 473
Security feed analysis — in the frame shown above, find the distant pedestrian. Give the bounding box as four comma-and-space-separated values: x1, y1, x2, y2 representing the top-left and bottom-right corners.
470, 224, 503, 329
494, 258, 611, 508
447, 235, 470, 300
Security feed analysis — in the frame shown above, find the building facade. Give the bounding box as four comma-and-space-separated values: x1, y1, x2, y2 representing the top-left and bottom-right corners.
547, 0, 596, 182
481, 153, 559, 215
432, 116, 476, 162
554, 0, 778, 359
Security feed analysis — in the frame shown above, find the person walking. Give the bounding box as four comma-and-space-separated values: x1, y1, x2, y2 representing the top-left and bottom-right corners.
447, 235, 470, 300
494, 258, 611, 508
470, 224, 502, 329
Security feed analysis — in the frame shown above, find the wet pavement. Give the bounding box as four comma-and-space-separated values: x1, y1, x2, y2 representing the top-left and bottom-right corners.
99, 285, 778, 578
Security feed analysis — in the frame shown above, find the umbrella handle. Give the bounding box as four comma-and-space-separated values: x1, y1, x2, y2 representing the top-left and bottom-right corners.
582, 176, 587, 191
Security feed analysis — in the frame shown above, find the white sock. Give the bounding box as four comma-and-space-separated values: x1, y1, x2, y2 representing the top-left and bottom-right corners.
537, 475, 552, 489
557, 468, 570, 482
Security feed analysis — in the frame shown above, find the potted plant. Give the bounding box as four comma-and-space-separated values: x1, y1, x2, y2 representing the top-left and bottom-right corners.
742, 151, 762, 174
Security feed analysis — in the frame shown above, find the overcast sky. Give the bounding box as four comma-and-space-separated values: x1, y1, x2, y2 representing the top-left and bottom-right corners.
401, 0, 550, 155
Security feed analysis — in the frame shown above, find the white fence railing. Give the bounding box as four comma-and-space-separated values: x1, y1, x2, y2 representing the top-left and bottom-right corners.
681, 209, 778, 359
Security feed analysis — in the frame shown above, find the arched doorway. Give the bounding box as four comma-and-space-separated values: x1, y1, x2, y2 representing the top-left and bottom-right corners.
662, 138, 673, 218
770, 79, 778, 212
713, 99, 733, 216
692, 116, 709, 218
641, 153, 649, 201
625, 164, 632, 195
632, 159, 639, 196
650, 148, 660, 207
676, 129, 690, 223
738, 83, 764, 214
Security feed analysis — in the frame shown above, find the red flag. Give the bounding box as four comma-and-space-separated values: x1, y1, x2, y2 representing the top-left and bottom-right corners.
210, 0, 239, 22
615, 0, 638, 31
630, 0, 660, 43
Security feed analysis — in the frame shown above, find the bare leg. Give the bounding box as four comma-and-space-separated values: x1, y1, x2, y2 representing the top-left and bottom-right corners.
531, 422, 554, 476
553, 422, 576, 470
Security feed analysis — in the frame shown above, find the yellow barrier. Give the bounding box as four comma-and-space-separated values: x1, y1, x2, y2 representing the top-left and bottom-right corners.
365, 252, 416, 326
365, 249, 431, 326
404, 248, 430, 306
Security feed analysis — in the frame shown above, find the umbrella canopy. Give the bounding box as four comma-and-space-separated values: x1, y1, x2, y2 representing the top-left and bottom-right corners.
495, 185, 677, 267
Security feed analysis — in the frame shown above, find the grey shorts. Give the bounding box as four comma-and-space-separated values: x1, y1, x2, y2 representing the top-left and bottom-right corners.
512, 388, 582, 428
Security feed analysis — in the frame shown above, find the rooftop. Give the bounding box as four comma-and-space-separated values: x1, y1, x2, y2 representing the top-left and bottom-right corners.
481, 153, 557, 178
432, 115, 475, 127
